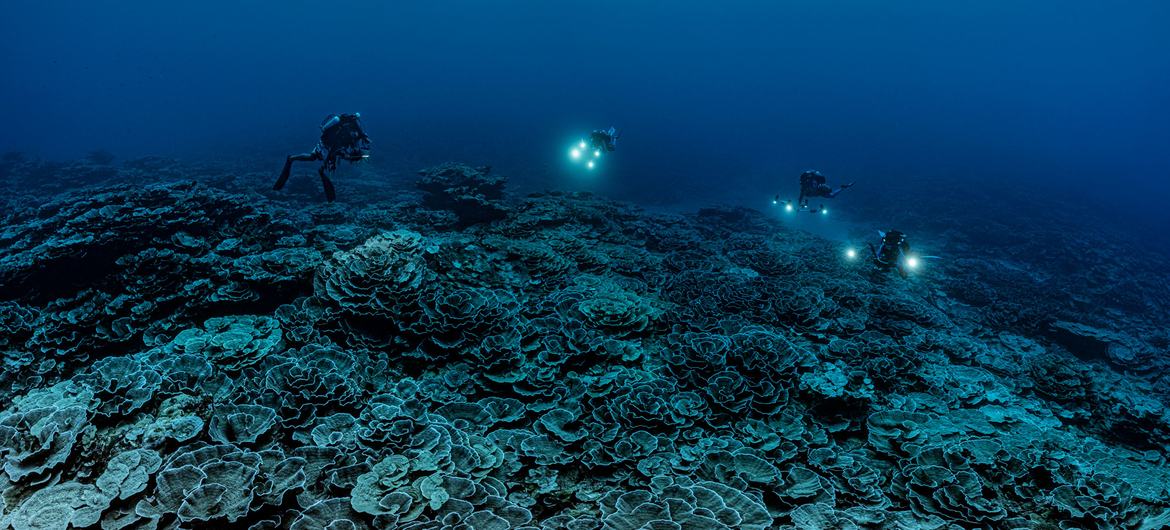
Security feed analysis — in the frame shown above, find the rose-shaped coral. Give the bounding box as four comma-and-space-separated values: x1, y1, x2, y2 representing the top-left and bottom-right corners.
168, 315, 283, 371
662, 332, 731, 387
314, 230, 435, 318
575, 290, 656, 338
413, 287, 519, 352
866, 410, 935, 456
600, 482, 772, 530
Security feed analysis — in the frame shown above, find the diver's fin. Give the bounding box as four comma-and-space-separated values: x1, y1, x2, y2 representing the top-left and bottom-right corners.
321, 173, 337, 202
274, 159, 293, 191
878, 230, 886, 238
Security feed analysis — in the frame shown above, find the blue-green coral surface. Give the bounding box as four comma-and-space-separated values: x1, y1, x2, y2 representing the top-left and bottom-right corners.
1, 159, 1169, 530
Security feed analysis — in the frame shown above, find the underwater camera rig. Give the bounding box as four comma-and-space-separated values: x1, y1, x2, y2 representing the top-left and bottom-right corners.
773, 196, 829, 215
568, 139, 604, 170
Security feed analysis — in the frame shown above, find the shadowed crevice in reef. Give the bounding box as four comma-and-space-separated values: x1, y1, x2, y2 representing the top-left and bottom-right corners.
0, 157, 1169, 529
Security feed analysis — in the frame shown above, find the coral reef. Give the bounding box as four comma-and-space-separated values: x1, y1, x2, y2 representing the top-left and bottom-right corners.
416, 163, 509, 226
0, 157, 1168, 529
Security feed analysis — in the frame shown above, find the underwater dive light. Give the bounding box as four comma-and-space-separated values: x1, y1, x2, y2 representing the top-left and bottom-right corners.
570, 148, 581, 159
821, 208, 829, 216
594, 150, 601, 158
846, 248, 857, 260
785, 203, 794, 212
905, 256, 919, 269
579, 140, 587, 149
587, 160, 595, 169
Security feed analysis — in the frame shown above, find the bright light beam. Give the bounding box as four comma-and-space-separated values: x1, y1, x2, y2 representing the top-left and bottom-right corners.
906, 256, 919, 269
846, 248, 857, 259
785, 204, 794, 212
587, 160, 595, 169
570, 148, 581, 159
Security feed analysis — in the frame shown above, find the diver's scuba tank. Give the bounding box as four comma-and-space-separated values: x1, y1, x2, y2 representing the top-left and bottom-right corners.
321, 114, 341, 130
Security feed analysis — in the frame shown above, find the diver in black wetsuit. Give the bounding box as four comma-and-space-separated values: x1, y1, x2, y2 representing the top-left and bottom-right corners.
590, 127, 619, 153
797, 170, 852, 209
274, 113, 371, 201
869, 230, 912, 278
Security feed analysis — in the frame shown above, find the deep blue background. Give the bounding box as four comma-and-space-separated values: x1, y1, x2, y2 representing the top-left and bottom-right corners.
2, 1, 1167, 227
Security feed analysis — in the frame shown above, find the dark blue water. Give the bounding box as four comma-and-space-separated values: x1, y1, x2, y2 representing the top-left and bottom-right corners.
3, 1, 1167, 223
5, 4, 1170, 527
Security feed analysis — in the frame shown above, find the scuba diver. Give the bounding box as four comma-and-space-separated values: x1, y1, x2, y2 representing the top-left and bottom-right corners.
774, 170, 853, 213
797, 170, 852, 208
590, 127, 619, 153
274, 113, 371, 202
869, 230, 913, 278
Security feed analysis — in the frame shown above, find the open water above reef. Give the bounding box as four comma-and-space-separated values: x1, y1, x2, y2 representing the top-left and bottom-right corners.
0, 156, 1169, 529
